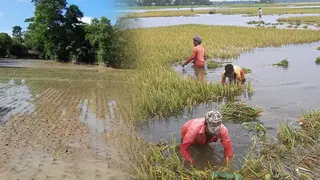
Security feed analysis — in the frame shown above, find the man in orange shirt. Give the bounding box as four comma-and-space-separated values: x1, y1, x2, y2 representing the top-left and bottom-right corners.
182, 36, 206, 82
180, 110, 233, 166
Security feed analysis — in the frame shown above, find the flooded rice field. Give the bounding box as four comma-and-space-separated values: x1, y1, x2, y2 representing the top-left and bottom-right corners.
139, 41, 320, 170
0, 68, 129, 179
126, 13, 320, 30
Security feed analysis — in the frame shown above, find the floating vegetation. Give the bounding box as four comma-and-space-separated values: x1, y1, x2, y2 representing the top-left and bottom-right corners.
207, 60, 223, 69
287, 25, 293, 28
265, 23, 271, 25
279, 22, 284, 25
294, 25, 299, 28
316, 57, 320, 65
221, 102, 263, 123
247, 20, 265, 24
317, 47, 320, 50
303, 25, 308, 29
242, 68, 252, 74
272, 58, 289, 68
242, 122, 267, 138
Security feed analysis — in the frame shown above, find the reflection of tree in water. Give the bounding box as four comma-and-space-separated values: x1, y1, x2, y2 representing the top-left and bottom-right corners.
0, 79, 34, 123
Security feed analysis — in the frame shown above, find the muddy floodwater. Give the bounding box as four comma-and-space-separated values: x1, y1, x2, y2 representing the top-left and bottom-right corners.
139, 41, 320, 170
126, 13, 320, 30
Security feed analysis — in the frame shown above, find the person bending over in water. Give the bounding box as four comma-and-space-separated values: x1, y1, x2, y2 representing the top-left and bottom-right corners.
180, 110, 233, 166
182, 35, 207, 82
222, 64, 246, 85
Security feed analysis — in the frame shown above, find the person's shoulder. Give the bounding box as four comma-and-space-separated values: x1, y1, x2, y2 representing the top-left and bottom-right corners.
220, 124, 229, 134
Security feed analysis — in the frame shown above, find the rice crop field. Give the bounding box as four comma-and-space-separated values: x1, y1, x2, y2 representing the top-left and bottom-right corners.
126, 7, 320, 18
126, 25, 320, 123
277, 15, 320, 25
0, 67, 132, 179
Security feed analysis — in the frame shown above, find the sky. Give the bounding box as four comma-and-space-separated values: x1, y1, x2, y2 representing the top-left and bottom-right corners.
0, 0, 125, 35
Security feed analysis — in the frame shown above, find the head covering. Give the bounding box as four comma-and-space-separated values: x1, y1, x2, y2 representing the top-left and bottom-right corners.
193, 36, 202, 44
205, 110, 222, 135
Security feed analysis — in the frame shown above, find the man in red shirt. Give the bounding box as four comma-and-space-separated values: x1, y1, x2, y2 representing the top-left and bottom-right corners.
182, 36, 206, 82
179, 110, 233, 166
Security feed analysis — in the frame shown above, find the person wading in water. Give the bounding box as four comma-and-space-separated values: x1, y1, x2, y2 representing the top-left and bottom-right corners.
179, 110, 233, 166
182, 36, 207, 83
221, 64, 246, 85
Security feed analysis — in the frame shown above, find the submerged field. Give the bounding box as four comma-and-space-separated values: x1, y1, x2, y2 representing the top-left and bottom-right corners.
121, 22, 320, 179
277, 15, 320, 25
126, 25, 320, 123
127, 7, 320, 18
0, 67, 132, 179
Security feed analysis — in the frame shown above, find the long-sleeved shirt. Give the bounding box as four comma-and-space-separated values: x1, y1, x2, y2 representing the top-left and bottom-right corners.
183, 45, 206, 68
180, 118, 233, 164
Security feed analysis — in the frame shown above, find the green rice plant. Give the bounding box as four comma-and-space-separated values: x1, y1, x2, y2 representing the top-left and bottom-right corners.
317, 47, 320, 50
221, 102, 263, 123
316, 57, 320, 65
207, 60, 223, 69
242, 68, 252, 74
272, 58, 289, 68
277, 122, 305, 151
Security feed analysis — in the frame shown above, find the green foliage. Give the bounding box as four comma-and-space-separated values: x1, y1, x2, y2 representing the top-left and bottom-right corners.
207, 60, 223, 69
272, 58, 289, 68
221, 102, 264, 123
0, 33, 12, 57
0, 1, 128, 67
316, 57, 320, 65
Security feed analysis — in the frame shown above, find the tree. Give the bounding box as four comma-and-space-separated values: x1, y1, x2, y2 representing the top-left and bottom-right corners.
0, 33, 12, 57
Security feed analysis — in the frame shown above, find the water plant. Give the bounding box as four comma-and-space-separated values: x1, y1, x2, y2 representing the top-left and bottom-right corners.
303, 25, 308, 29
316, 57, 320, 65
242, 68, 252, 74
207, 60, 223, 69
246, 21, 265, 25
272, 58, 289, 68
221, 102, 263, 123
317, 47, 320, 50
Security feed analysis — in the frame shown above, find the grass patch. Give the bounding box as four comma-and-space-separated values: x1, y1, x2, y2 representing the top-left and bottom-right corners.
316, 57, 320, 65
207, 60, 223, 69
242, 68, 252, 74
277, 16, 320, 24
272, 58, 289, 68
247, 21, 265, 25
221, 102, 263, 123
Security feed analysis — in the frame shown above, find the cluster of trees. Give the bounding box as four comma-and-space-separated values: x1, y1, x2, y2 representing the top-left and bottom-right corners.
0, 0, 129, 68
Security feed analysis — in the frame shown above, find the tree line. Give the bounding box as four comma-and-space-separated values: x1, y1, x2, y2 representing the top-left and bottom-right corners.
0, 0, 130, 68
